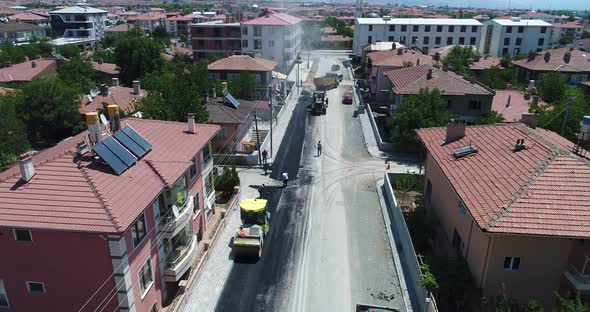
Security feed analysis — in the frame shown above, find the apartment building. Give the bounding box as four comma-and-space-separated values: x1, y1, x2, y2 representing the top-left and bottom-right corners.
550, 22, 584, 44
0, 114, 219, 312
208, 54, 277, 99
190, 21, 242, 62
126, 12, 166, 33
353, 18, 483, 56
417, 121, 590, 310
49, 6, 108, 42
479, 17, 552, 57
0, 22, 46, 44
166, 13, 205, 38
241, 11, 303, 73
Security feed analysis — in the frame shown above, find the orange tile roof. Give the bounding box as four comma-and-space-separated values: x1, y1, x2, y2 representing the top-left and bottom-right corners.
0, 119, 219, 233
368, 49, 433, 68
418, 123, 590, 238
552, 22, 583, 28
491, 90, 546, 122
513, 48, 590, 73
0, 58, 56, 83
320, 35, 352, 42
91, 62, 118, 75
470, 56, 501, 70
208, 55, 276, 72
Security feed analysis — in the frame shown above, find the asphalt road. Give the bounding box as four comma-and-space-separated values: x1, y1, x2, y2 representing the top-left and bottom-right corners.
212, 52, 406, 312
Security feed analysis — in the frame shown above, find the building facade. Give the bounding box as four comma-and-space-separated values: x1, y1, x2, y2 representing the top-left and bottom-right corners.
190, 21, 242, 62
241, 12, 303, 73
0, 117, 219, 312
0, 22, 46, 44
550, 22, 583, 45
479, 18, 552, 57
49, 6, 108, 41
353, 18, 483, 56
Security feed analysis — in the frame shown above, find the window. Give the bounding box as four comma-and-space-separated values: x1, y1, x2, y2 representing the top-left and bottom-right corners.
446, 37, 453, 45
0, 280, 8, 308
411, 36, 417, 44
469, 100, 482, 110
506, 26, 512, 33
518, 26, 524, 33
254, 39, 262, 50
204, 171, 214, 197
401, 25, 407, 32
253, 26, 261, 36
269, 40, 274, 47
197, 39, 204, 46
448, 26, 454, 32
26, 282, 45, 294
131, 214, 147, 247
446, 99, 452, 109
504, 37, 510, 45
138, 259, 154, 296
368, 25, 372, 31
460, 26, 466, 32
502, 48, 509, 55
213, 28, 221, 37
425, 25, 431, 32
193, 192, 200, 216
504, 257, 521, 271
216, 127, 227, 139
470, 37, 476, 45
458, 201, 467, 216
425, 180, 432, 202
241, 27, 248, 35
368, 36, 372, 43
435, 37, 441, 45
389, 25, 395, 31
458, 37, 465, 45
400, 36, 406, 44
423, 37, 429, 44
538, 38, 544, 46
472, 26, 478, 32
388, 36, 394, 42
436, 25, 442, 32
515, 38, 522, 45
452, 229, 463, 255
413, 25, 419, 32
242, 40, 248, 48
14, 229, 32, 242
540, 26, 547, 34
189, 158, 199, 181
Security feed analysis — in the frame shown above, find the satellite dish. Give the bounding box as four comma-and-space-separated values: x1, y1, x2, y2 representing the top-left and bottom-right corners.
100, 114, 109, 130
90, 88, 98, 97
172, 205, 180, 218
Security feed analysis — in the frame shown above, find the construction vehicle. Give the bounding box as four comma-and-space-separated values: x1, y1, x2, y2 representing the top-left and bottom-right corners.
310, 91, 328, 115
232, 198, 270, 259
313, 75, 338, 90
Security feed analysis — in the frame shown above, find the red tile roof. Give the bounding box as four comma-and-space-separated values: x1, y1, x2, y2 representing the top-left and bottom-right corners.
513, 48, 590, 73
79, 86, 145, 114
520, 11, 555, 18
491, 90, 546, 122
418, 123, 590, 238
320, 35, 352, 42
368, 49, 433, 68
552, 22, 583, 29
92, 62, 118, 75
0, 119, 219, 233
320, 27, 337, 34
105, 23, 135, 32
470, 56, 501, 70
0, 58, 56, 83
208, 55, 277, 72
8, 12, 48, 21
383, 65, 493, 96
127, 12, 166, 21
243, 12, 301, 26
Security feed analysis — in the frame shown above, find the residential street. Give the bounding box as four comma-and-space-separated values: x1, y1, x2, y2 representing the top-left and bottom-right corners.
182, 51, 410, 312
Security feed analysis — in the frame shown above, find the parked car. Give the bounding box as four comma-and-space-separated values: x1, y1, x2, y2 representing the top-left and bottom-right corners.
342, 91, 353, 104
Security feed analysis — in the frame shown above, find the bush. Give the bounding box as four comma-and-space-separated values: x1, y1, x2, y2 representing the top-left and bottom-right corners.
215, 164, 240, 193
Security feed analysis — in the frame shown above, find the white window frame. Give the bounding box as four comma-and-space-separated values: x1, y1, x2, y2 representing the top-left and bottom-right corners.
26, 281, 45, 294
131, 214, 147, 248
504, 256, 521, 271
192, 192, 201, 220
13, 229, 32, 242
0, 280, 9, 308
138, 258, 154, 299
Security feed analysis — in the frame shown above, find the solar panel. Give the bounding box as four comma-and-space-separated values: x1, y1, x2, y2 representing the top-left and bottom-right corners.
222, 88, 240, 108
113, 126, 152, 158
93, 137, 137, 175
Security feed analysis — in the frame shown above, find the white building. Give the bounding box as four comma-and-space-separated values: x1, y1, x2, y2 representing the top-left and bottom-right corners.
479, 18, 552, 57
550, 22, 584, 45
353, 18, 483, 56
241, 12, 302, 73
49, 6, 108, 42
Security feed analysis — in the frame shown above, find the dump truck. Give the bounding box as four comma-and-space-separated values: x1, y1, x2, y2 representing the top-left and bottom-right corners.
310, 91, 328, 115
232, 198, 270, 259
313, 75, 338, 90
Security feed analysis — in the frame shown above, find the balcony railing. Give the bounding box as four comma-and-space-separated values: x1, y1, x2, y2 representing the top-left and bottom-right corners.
564, 265, 590, 292
160, 196, 194, 238
163, 234, 197, 282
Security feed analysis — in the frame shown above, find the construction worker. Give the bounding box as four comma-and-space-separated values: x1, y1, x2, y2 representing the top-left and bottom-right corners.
282, 172, 289, 188
317, 141, 322, 156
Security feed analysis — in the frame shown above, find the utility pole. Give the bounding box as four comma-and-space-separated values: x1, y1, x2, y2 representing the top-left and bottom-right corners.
254, 111, 262, 165
268, 86, 273, 158
561, 95, 574, 136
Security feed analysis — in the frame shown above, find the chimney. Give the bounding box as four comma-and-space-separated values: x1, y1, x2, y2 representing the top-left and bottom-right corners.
187, 113, 196, 134
445, 119, 466, 144
133, 80, 141, 95
513, 138, 526, 152
86, 112, 102, 145
563, 51, 571, 63
433, 52, 441, 61
18, 154, 35, 183
24, 56, 29, 62
527, 51, 536, 62
112, 77, 119, 87
521, 112, 538, 129
391, 42, 397, 50
506, 95, 511, 107
76, 141, 89, 156
416, 58, 421, 66
222, 81, 228, 93
397, 48, 403, 55
474, 55, 481, 62
107, 104, 121, 132
427, 69, 433, 80
100, 84, 109, 96
31, 61, 36, 68
442, 62, 449, 71
544, 51, 551, 62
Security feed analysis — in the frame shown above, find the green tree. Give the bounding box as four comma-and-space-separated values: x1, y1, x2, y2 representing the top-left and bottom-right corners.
57, 44, 80, 58
337, 26, 354, 38
151, 25, 170, 45
582, 31, 590, 39
0, 92, 29, 169
389, 88, 453, 148
536, 88, 588, 141
443, 45, 477, 73
537, 72, 568, 103
114, 33, 165, 86
419, 263, 439, 294
57, 56, 95, 93
227, 72, 257, 100
92, 50, 116, 63
473, 111, 505, 125
178, 33, 190, 45
477, 66, 516, 89
17, 79, 82, 145
555, 294, 590, 312
138, 62, 209, 122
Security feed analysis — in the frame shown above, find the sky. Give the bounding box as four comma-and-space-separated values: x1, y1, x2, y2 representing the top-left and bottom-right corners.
367, 0, 590, 10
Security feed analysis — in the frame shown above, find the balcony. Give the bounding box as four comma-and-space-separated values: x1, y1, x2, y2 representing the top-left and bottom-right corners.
160, 196, 194, 238
564, 265, 590, 293
163, 232, 197, 282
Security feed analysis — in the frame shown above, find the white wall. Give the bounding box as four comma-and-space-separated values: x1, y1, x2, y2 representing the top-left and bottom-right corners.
481, 20, 552, 57
241, 23, 302, 73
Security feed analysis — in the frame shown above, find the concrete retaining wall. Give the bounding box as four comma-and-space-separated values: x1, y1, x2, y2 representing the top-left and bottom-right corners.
366, 104, 394, 152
